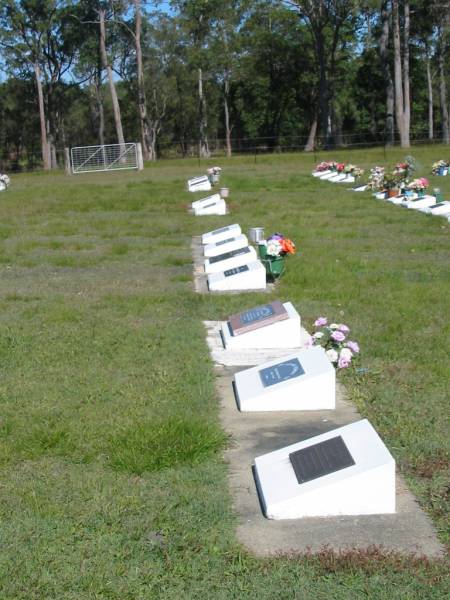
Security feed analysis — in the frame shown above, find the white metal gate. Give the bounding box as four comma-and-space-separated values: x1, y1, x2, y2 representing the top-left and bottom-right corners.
70, 143, 141, 174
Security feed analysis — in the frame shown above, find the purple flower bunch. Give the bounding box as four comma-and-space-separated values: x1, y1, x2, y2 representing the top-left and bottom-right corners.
310, 317, 360, 369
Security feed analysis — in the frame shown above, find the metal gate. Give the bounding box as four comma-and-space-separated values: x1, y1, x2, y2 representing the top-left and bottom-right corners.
70, 143, 141, 174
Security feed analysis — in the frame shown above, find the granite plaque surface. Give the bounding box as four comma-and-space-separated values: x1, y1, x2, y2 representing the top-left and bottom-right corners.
228, 300, 288, 336
209, 246, 251, 264
216, 237, 235, 246
259, 358, 304, 388
212, 226, 230, 235
224, 265, 249, 277
289, 435, 355, 485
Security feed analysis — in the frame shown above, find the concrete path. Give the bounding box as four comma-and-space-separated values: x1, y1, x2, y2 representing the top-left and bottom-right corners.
204, 322, 445, 558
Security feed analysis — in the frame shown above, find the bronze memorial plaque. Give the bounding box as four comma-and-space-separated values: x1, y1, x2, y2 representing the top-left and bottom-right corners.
228, 300, 288, 336
289, 436, 355, 485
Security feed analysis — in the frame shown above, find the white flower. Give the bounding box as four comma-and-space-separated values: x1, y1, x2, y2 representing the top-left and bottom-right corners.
329, 323, 339, 330
326, 349, 338, 363
313, 331, 324, 339
339, 348, 353, 361
266, 239, 282, 256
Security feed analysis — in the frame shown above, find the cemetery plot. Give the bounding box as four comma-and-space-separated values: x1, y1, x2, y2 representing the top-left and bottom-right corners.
194, 199, 227, 216
202, 223, 241, 245
233, 346, 335, 411
221, 301, 302, 349
191, 193, 221, 209
187, 175, 212, 192
204, 246, 256, 274
254, 419, 396, 519
207, 261, 266, 291
203, 234, 249, 258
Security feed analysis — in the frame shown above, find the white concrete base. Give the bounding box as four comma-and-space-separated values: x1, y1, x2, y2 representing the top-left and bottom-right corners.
422, 201, 450, 216
234, 346, 335, 412
386, 196, 405, 205
204, 246, 256, 274
405, 196, 438, 210
375, 192, 388, 199
204, 234, 248, 258
187, 175, 211, 192
202, 223, 241, 245
312, 170, 331, 177
191, 193, 220, 210
339, 175, 355, 183
207, 261, 266, 291
221, 302, 301, 349
319, 172, 337, 180
194, 199, 227, 216
328, 173, 347, 182
254, 419, 396, 519
352, 184, 367, 191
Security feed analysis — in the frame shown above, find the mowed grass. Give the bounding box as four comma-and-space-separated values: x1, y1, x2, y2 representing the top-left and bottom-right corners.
0, 147, 449, 598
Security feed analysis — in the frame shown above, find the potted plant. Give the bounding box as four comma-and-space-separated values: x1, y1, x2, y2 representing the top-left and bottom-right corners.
309, 317, 360, 370
406, 177, 429, 198
258, 233, 296, 280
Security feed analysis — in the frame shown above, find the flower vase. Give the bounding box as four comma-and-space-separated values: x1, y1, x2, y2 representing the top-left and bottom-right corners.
417, 190, 425, 198
388, 189, 399, 198
258, 244, 285, 280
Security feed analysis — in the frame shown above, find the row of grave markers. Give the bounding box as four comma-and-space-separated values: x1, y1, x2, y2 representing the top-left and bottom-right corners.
312, 167, 450, 220
188, 168, 396, 519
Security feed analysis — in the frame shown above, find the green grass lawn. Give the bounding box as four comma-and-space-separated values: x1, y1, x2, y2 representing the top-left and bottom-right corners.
0, 146, 449, 598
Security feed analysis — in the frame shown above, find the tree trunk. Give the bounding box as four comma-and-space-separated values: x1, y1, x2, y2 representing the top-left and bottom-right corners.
438, 37, 449, 144
198, 68, 210, 158
99, 8, 125, 149
392, 0, 410, 148
34, 63, 51, 170
316, 31, 330, 148
304, 117, 317, 151
426, 44, 433, 140
224, 78, 232, 158
95, 67, 105, 146
134, 0, 153, 160
379, 1, 395, 145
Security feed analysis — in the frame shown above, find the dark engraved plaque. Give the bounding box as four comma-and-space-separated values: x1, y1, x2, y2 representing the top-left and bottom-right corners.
216, 237, 235, 246
209, 246, 250, 264
224, 265, 249, 277
431, 202, 445, 208
259, 358, 304, 388
202, 202, 216, 208
289, 436, 355, 485
211, 226, 230, 236
228, 300, 288, 336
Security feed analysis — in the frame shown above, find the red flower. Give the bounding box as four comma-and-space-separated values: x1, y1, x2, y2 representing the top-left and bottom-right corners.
280, 238, 296, 255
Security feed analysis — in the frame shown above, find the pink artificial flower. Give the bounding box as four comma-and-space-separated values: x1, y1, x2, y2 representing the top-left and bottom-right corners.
314, 317, 327, 327
338, 324, 350, 333
331, 330, 346, 342
338, 356, 352, 369
420, 177, 429, 188
346, 340, 360, 354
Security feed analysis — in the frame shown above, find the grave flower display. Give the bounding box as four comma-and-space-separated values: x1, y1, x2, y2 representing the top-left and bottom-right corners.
366, 166, 385, 191
0, 173, 10, 191
407, 177, 429, 192
258, 233, 296, 280
311, 317, 360, 370
315, 161, 332, 172
344, 164, 364, 179
431, 160, 449, 176
207, 166, 222, 184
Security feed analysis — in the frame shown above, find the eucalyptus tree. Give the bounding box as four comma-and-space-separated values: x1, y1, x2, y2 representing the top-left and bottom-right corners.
0, 1, 77, 169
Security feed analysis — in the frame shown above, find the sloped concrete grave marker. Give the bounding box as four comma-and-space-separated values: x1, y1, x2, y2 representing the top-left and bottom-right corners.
202, 223, 241, 245
422, 201, 450, 216
221, 301, 302, 349
194, 198, 227, 216
207, 261, 266, 291
187, 175, 211, 192
203, 234, 248, 258
191, 193, 221, 210
404, 196, 440, 210
254, 419, 396, 519
233, 345, 335, 411
204, 246, 257, 274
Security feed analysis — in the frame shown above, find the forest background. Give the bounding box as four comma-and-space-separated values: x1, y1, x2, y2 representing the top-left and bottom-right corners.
0, 0, 449, 171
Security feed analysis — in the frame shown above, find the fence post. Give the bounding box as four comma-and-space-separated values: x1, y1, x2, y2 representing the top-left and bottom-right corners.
136, 143, 144, 170
64, 148, 72, 175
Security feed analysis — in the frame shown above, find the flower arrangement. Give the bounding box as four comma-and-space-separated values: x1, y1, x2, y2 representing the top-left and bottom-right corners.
265, 233, 296, 257
0, 173, 10, 191
336, 162, 346, 172
314, 161, 337, 172
431, 160, 449, 175
383, 170, 404, 191
344, 164, 364, 179
394, 155, 416, 180
310, 317, 360, 369
366, 166, 385, 190
407, 177, 429, 191
207, 166, 222, 176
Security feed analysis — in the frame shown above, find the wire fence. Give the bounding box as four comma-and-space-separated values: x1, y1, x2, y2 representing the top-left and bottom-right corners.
0, 131, 449, 172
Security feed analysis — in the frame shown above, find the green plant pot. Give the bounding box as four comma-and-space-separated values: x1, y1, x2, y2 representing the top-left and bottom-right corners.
261, 256, 285, 280
258, 243, 268, 259
417, 190, 425, 198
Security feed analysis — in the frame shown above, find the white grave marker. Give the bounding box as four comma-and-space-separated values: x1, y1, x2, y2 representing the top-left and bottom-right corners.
312, 170, 331, 178
202, 223, 241, 245
254, 419, 396, 519
233, 346, 335, 412
194, 199, 227, 216
204, 246, 256, 274
187, 175, 211, 192
207, 261, 266, 291
405, 196, 438, 210
221, 301, 302, 349
191, 193, 221, 210
422, 201, 450, 216
204, 234, 248, 258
